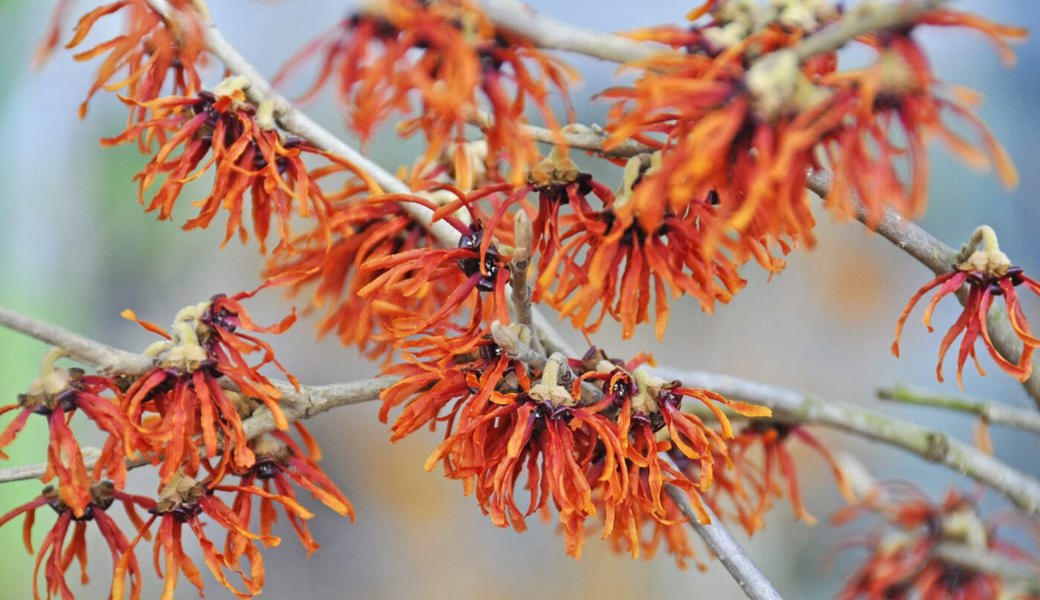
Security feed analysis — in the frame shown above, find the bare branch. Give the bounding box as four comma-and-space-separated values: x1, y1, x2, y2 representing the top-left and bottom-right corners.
654, 367, 1040, 516
0, 306, 153, 376
878, 384, 1040, 434
475, 0, 660, 63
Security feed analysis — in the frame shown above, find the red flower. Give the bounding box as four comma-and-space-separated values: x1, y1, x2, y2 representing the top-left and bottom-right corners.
276, 0, 575, 186
65, 0, 209, 120
118, 474, 278, 600
229, 426, 355, 556
892, 227, 1040, 387
701, 422, 854, 534
103, 83, 373, 253
0, 481, 154, 600
1, 350, 138, 518
834, 484, 1038, 600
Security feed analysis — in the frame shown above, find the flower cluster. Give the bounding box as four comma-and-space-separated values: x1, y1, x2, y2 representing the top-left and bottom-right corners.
383, 338, 771, 563
0, 292, 353, 599
102, 77, 375, 253
834, 484, 1040, 600
604, 3, 1022, 253
65, 0, 210, 121
276, 0, 575, 187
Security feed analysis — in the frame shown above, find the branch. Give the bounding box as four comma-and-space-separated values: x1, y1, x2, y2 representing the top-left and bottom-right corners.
791, 0, 953, 62
0, 306, 153, 376
878, 384, 1040, 434
663, 457, 783, 600
653, 367, 1040, 516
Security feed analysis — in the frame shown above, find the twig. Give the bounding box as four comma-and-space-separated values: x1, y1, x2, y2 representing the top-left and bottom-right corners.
663, 457, 784, 600
933, 542, 1040, 593
653, 367, 1040, 516
475, 0, 660, 64
878, 384, 1040, 434
0, 306, 153, 376
792, 0, 953, 62
0, 377, 390, 485
468, 111, 653, 159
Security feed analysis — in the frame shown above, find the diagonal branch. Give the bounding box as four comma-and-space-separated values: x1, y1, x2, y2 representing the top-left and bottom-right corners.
653, 366, 1040, 515
664, 457, 784, 600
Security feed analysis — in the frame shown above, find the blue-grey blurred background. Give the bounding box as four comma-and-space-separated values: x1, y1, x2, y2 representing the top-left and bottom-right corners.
0, 1, 1037, 598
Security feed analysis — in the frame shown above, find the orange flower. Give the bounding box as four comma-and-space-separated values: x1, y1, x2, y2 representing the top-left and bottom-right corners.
582, 353, 770, 564
0, 481, 154, 600
229, 426, 354, 556
820, 14, 1023, 225
357, 196, 511, 344
265, 199, 445, 362
276, 0, 575, 186
65, 0, 208, 120
104, 84, 372, 253
1, 351, 138, 518
121, 290, 297, 483
892, 228, 1040, 387
415, 350, 624, 558
521, 157, 756, 339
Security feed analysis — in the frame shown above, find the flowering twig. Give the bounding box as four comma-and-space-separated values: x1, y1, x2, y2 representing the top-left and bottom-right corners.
654, 367, 1040, 515
806, 173, 1040, 408
0, 375, 389, 485
478, 0, 1040, 406
0, 306, 153, 375
142, 0, 461, 246
878, 384, 1040, 434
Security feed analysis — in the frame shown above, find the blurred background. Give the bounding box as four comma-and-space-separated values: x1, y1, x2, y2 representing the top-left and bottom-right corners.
0, 0, 1037, 598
